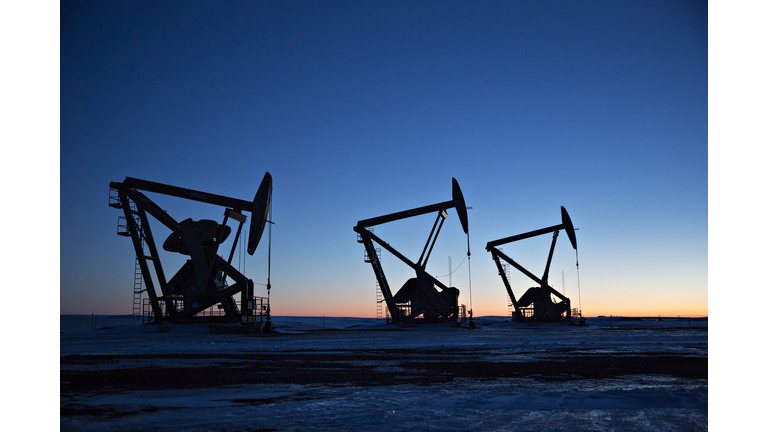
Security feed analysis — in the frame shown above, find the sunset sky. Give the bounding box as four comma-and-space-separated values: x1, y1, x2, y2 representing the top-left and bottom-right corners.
58, 0, 709, 318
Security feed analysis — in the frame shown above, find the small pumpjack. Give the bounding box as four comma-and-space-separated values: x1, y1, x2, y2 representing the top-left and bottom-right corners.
109, 173, 273, 329
354, 178, 470, 324
486, 207, 578, 323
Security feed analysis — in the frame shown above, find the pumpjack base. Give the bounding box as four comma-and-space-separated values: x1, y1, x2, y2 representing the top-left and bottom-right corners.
511, 287, 571, 323
141, 296, 271, 328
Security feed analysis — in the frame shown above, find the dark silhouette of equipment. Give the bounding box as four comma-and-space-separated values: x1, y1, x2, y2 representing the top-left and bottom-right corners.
486, 206, 578, 323
354, 178, 470, 324
109, 173, 273, 328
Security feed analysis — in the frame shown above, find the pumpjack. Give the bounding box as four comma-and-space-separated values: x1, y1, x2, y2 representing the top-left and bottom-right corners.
354, 178, 470, 324
109, 173, 273, 327
486, 206, 578, 323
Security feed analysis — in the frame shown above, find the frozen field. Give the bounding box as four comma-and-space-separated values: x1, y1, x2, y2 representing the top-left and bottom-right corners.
60, 315, 707, 431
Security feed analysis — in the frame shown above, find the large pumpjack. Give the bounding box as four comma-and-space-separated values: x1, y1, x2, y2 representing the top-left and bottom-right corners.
354, 178, 470, 324
109, 173, 273, 327
486, 206, 578, 323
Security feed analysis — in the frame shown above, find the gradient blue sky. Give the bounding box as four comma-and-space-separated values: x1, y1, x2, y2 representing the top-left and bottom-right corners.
59, 0, 708, 317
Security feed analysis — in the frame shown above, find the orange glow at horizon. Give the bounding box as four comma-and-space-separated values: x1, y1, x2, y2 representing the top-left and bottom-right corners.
268, 302, 709, 319
73, 301, 708, 319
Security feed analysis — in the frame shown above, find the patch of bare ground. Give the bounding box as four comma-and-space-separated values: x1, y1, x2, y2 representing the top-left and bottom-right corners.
61, 348, 706, 398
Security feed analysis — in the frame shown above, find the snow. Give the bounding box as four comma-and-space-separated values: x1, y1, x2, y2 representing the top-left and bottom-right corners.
61, 315, 707, 431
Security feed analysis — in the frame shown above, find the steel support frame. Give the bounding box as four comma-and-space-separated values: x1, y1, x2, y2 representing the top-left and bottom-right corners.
110, 179, 257, 324
354, 201, 459, 323
486, 228, 571, 323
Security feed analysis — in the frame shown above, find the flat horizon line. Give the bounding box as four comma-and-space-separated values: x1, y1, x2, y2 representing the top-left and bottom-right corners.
59, 314, 709, 319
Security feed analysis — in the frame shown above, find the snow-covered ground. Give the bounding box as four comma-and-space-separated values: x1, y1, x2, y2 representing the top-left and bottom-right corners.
61, 315, 707, 431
